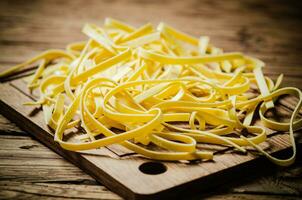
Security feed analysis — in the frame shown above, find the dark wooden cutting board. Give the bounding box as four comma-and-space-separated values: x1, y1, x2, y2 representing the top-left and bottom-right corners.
0, 77, 297, 200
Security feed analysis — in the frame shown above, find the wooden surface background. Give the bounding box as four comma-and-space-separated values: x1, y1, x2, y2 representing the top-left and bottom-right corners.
0, 0, 302, 199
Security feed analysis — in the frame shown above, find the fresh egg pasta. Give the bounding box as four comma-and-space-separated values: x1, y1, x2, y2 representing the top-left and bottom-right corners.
1, 18, 301, 166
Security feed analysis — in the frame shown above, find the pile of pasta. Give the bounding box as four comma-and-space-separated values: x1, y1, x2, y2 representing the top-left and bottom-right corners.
1, 18, 301, 166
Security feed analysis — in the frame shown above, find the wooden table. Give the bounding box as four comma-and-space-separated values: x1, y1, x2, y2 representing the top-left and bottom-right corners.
0, 0, 301, 199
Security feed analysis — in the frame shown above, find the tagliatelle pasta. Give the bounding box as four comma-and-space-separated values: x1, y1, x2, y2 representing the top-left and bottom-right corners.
1, 18, 301, 166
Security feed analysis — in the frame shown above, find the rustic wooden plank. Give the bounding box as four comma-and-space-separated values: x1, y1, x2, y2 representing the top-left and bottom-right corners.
0, 135, 97, 183
0, 133, 123, 199
0, 114, 24, 135
0, 181, 122, 200
0, 133, 301, 200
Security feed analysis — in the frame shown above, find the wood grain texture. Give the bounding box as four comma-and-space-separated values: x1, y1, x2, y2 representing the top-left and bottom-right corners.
1, 129, 301, 200
0, 0, 302, 199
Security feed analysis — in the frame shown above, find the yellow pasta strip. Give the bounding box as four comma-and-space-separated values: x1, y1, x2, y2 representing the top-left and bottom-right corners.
83, 23, 117, 54
254, 67, 274, 109
119, 23, 153, 43
0, 50, 74, 78
72, 48, 131, 84
157, 23, 199, 46
104, 18, 135, 33
198, 36, 209, 54
122, 32, 161, 48
138, 48, 243, 65
150, 132, 196, 152
28, 59, 47, 89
